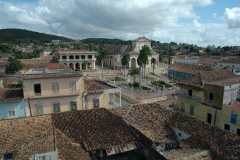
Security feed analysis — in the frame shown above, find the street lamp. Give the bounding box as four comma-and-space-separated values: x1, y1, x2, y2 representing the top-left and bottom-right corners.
132, 86, 134, 99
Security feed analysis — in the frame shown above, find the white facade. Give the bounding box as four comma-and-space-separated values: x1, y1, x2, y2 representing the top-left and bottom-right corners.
58, 50, 96, 70
107, 37, 159, 69
175, 59, 198, 65
216, 62, 240, 69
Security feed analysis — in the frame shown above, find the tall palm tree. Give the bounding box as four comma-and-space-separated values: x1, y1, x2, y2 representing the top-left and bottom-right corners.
121, 53, 131, 80
97, 47, 109, 79
137, 54, 144, 93
140, 45, 151, 78
151, 57, 156, 75
128, 67, 140, 83
82, 60, 89, 70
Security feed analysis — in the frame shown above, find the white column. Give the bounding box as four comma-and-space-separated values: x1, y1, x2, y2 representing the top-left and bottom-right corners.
93, 61, 96, 70
119, 92, 121, 107
113, 93, 115, 104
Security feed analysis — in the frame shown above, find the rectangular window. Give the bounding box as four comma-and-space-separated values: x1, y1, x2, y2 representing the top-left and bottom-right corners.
190, 105, 194, 115
224, 123, 230, 131
81, 55, 85, 59
208, 93, 214, 104
3, 153, 14, 160
69, 81, 76, 93
88, 55, 92, 59
34, 84, 41, 96
69, 55, 74, 59
230, 113, 238, 124
188, 89, 192, 96
53, 102, 60, 113
236, 128, 240, 136
35, 104, 43, 115
52, 82, 59, 95
93, 98, 100, 108
62, 56, 67, 60
70, 101, 77, 111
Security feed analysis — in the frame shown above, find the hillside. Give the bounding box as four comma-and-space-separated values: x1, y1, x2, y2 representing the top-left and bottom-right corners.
81, 38, 131, 45
0, 29, 73, 44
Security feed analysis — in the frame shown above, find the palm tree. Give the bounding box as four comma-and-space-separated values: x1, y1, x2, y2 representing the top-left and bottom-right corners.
140, 45, 151, 78
121, 53, 131, 80
151, 57, 156, 75
82, 61, 89, 70
128, 67, 140, 83
137, 54, 144, 93
97, 47, 109, 79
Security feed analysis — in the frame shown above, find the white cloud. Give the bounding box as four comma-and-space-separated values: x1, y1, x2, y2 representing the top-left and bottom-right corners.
223, 7, 240, 28
1, 0, 240, 47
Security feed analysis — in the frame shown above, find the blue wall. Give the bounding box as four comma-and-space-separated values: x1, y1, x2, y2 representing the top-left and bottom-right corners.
0, 100, 26, 119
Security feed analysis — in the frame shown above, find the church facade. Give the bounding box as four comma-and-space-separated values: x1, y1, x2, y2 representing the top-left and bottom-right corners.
105, 37, 159, 69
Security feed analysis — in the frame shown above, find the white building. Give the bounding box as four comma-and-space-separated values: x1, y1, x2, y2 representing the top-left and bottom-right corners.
216, 59, 240, 69
106, 37, 159, 69
175, 58, 198, 65
58, 49, 96, 70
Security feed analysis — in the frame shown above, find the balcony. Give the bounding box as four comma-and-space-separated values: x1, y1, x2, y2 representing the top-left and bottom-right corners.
25, 90, 81, 99
208, 99, 214, 104
175, 90, 201, 103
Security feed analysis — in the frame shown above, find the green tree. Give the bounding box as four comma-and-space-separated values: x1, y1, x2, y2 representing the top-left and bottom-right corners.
82, 61, 90, 70
5, 57, 22, 74
151, 57, 156, 75
97, 47, 109, 78
121, 53, 131, 80
128, 67, 140, 83
158, 51, 164, 62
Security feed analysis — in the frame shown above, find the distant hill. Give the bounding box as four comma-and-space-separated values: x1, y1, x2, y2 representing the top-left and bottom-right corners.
81, 38, 131, 45
0, 29, 73, 44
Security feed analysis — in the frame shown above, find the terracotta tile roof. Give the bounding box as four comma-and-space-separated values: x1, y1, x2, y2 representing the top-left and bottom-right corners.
20, 59, 51, 65
52, 108, 137, 151
110, 102, 240, 159
85, 80, 113, 91
178, 70, 238, 88
0, 115, 53, 154
169, 63, 212, 74
56, 129, 91, 160
15, 128, 55, 160
198, 58, 220, 64
0, 88, 23, 103
106, 45, 133, 55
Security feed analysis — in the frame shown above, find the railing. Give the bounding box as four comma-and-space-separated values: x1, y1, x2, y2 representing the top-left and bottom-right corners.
59, 58, 96, 62
208, 99, 214, 104
25, 89, 81, 98
175, 90, 201, 103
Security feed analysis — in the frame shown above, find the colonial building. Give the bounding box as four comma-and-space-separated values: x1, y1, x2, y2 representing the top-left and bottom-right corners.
106, 37, 159, 69
23, 68, 85, 116
176, 69, 240, 136
58, 49, 96, 70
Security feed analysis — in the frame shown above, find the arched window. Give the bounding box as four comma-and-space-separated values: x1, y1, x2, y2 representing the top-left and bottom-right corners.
181, 102, 185, 112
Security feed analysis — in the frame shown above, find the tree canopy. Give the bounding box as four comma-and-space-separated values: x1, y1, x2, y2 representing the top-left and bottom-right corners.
5, 57, 22, 74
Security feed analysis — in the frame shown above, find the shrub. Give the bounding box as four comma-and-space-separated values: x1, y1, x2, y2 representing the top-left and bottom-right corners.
133, 82, 140, 88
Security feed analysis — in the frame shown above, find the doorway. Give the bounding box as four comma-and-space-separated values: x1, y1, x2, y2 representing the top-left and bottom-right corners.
207, 113, 212, 124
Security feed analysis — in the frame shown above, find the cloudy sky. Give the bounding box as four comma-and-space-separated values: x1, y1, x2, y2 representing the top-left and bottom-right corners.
0, 0, 240, 47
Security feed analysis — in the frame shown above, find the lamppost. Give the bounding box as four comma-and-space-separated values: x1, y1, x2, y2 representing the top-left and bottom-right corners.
132, 86, 134, 99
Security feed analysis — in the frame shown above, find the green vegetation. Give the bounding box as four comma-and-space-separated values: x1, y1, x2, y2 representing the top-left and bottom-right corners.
128, 67, 140, 82
5, 57, 22, 74
0, 44, 12, 53
0, 29, 73, 44
97, 47, 109, 78
126, 82, 151, 90
81, 38, 130, 45
121, 53, 131, 80
224, 66, 230, 69
114, 77, 125, 81
12, 48, 42, 59
151, 80, 172, 88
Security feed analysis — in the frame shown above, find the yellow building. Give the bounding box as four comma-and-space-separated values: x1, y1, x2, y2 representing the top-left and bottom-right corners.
176, 70, 240, 135
23, 68, 85, 116
23, 68, 121, 116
